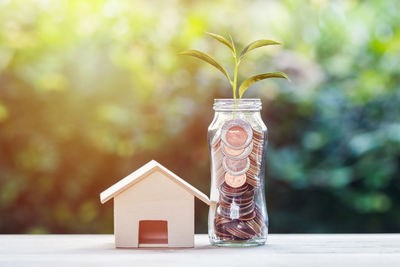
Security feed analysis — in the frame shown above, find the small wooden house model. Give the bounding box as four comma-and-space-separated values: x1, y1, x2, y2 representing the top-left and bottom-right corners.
100, 160, 210, 248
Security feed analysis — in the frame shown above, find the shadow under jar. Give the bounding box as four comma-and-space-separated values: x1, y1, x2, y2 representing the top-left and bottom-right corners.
208, 99, 268, 247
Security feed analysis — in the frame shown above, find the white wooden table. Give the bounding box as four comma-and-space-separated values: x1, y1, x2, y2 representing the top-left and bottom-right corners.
1, 234, 399, 266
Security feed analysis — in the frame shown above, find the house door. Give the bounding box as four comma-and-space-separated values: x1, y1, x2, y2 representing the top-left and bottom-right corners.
138, 220, 168, 247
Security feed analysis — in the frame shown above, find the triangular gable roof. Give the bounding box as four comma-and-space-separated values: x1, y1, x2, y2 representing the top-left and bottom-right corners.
100, 160, 210, 205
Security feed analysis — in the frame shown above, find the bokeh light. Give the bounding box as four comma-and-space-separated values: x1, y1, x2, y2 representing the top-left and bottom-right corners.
0, 0, 399, 234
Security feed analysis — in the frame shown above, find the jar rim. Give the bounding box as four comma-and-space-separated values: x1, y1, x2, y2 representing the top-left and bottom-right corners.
213, 98, 262, 111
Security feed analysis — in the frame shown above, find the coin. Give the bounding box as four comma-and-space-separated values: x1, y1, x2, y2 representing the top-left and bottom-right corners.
213, 121, 266, 242
219, 182, 249, 197
214, 209, 262, 240
211, 132, 221, 148
219, 201, 255, 218
226, 126, 247, 147
212, 146, 223, 168
216, 171, 225, 187
239, 210, 256, 221
221, 119, 253, 149
219, 191, 254, 206
223, 157, 250, 175
224, 172, 246, 188
246, 169, 261, 188
222, 141, 253, 159
222, 144, 244, 157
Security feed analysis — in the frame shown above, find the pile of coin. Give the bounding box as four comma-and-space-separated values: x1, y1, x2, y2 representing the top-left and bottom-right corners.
214, 206, 264, 240
211, 118, 265, 240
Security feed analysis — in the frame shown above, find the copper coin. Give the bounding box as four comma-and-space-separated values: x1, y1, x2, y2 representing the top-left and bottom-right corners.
216, 172, 225, 187
220, 193, 254, 206
214, 205, 265, 241
219, 202, 254, 218
239, 210, 256, 221
226, 126, 247, 147
221, 119, 253, 149
219, 182, 248, 197
211, 132, 221, 147
222, 144, 245, 157
222, 141, 253, 159
224, 172, 246, 188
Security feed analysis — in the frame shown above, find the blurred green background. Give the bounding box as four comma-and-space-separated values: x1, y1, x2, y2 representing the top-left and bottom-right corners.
1, 0, 399, 234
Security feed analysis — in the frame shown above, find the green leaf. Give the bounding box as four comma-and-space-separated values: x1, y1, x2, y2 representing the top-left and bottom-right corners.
229, 34, 236, 54
239, 40, 280, 59
239, 72, 289, 98
206, 32, 235, 54
179, 50, 230, 81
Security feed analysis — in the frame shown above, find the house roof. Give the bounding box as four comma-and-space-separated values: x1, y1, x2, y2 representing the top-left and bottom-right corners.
100, 160, 210, 205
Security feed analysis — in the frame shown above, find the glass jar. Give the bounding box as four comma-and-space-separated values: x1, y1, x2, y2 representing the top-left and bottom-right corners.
207, 99, 268, 247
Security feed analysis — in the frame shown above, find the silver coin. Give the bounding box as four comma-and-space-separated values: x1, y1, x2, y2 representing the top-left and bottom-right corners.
223, 156, 250, 176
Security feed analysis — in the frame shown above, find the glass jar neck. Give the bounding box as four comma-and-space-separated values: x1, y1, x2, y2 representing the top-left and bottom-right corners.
213, 99, 262, 112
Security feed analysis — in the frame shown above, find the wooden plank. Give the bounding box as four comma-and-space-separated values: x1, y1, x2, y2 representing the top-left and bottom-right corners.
0, 234, 399, 266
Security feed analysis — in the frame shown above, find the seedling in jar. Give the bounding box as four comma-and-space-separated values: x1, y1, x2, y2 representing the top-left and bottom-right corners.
179, 32, 290, 99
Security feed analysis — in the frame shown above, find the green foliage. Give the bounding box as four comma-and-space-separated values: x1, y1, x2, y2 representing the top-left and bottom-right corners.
180, 33, 289, 99
239, 40, 280, 59
239, 72, 289, 98
205, 32, 235, 54
178, 50, 230, 81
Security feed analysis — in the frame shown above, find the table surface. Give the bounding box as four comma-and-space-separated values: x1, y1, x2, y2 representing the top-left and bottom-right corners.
1, 234, 399, 266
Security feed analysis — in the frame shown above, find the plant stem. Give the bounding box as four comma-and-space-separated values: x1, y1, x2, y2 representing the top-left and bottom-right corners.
233, 60, 238, 99
229, 34, 238, 99
232, 57, 240, 118
229, 35, 240, 117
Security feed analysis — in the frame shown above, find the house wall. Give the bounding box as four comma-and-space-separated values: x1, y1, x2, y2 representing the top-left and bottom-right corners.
114, 170, 195, 248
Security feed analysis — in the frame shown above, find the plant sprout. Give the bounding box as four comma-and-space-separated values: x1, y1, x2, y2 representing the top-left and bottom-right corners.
179, 32, 289, 99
